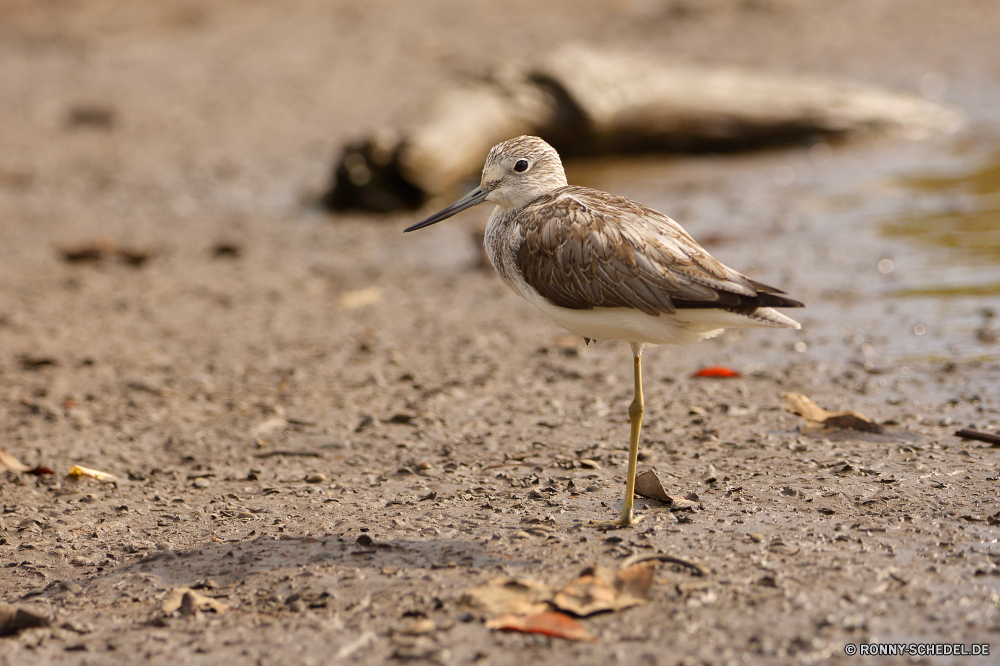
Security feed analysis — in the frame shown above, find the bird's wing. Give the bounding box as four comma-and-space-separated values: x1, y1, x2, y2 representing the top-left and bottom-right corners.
513, 186, 801, 316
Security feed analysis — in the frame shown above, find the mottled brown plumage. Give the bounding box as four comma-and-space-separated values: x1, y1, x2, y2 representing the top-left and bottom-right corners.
511, 187, 802, 317
405, 135, 804, 528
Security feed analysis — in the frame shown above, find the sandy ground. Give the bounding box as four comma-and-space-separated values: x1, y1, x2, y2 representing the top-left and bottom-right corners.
1, 1, 999, 664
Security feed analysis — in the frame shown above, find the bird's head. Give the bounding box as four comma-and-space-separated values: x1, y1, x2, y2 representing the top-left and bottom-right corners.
404, 136, 567, 232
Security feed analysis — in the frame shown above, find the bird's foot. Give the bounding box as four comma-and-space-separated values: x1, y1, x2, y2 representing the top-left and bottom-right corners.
591, 513, 644, 530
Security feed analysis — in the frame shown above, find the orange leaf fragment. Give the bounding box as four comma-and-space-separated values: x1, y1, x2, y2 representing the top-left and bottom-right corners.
486, 611, 596, 642
66, 465, 119, 483
691, 366, 741, 378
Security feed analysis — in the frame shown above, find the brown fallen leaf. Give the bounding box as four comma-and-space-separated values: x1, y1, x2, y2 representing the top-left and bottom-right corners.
162, 587, 229, 616
66, 465, 119, 483
0, 449, 31, 473
783, 393, 885, 434
486, 611, 595, 642
633, 470, 698, 508
460, 577, 553, 617
552, 568, 620, 616
783, 392, 836, 422
616, 560, 657, 598
552, 563, 655, 617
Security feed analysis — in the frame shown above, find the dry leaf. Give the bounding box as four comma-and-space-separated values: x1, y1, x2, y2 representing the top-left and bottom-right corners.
783, 393, 884, 434
66, 465, 119, 483
633, 470, 697, 508
162, 588, 229, 615
460, 577, 552, 617
552, 567, 620, 616
0, 603, 50, 636
0, 449, 30, 473
822, 412, 884, 433
783, 392, 830, 422
338, 287, 382, 309
485, 611, 595, 642
552, 563, 654, 617
616, 561, 656, 598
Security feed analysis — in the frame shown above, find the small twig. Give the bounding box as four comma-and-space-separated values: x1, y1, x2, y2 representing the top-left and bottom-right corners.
619, 552, 706, 576
252, 450, 322, 458
954, 429, 1000, 446
483, 460, 534, 469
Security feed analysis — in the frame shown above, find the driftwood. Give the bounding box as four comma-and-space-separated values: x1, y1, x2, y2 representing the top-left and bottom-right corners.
323, 44, 960, 213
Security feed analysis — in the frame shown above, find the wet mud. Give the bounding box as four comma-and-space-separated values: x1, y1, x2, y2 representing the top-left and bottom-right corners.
1, 1, 999, 664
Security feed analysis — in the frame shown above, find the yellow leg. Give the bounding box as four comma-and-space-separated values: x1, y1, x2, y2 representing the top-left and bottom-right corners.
594, 345, 645, 529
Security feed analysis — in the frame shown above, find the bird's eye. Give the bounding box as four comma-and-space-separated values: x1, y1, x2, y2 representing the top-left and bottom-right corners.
513, 159, 529, 173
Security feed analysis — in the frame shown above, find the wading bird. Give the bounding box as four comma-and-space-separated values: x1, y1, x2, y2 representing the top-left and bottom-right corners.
405, 136, 802, 527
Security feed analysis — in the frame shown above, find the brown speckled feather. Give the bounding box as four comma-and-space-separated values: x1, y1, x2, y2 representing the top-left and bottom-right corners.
513, 186, 802, 316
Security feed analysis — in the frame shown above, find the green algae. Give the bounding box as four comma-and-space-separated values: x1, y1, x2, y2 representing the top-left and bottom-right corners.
883, 150, 1000, 296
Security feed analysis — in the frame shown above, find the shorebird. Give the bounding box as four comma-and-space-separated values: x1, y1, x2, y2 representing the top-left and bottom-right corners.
405, 136, 803, 527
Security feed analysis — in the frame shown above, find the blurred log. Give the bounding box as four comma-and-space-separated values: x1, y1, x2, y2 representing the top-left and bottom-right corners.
322, 45, 961, 213
398, 71, 560, 197
537, 45, 960, 152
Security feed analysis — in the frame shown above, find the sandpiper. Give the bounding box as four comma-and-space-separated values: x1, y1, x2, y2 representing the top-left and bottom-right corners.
405, 136, 803, 527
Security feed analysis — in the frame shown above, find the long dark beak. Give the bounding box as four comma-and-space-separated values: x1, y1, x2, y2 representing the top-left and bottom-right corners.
404, 187, 489, 232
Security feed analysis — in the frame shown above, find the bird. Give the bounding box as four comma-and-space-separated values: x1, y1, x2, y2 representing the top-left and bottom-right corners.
404, 135, 803, 528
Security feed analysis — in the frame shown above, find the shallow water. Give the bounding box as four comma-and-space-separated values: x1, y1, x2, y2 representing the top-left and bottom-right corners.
883, 150, 1000, 285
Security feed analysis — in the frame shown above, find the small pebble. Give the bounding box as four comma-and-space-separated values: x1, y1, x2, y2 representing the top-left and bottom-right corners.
192, 478, 211, 489
80, 494, 97, 503
305, 473, 327, 483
